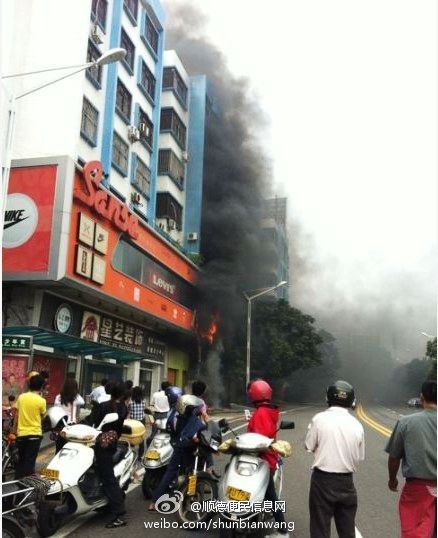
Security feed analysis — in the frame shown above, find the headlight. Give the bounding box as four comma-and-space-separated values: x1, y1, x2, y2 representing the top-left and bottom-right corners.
237, 462, 258, 476
153, 439, 163, 449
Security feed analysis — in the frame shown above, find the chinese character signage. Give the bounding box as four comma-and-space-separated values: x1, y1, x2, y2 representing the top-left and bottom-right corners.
80, 311, 101, 342
2, 335, 33, 352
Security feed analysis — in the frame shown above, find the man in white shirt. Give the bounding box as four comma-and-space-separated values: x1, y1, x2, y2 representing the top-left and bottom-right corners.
89, 378, 108, 405
146, 381, 171, 446
305, 380, 365, 538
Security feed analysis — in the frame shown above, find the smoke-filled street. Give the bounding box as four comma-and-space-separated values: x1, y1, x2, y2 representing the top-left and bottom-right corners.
30, 403, 418, 538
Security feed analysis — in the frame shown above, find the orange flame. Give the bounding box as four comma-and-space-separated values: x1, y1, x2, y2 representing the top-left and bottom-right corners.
199, 316, 219, 344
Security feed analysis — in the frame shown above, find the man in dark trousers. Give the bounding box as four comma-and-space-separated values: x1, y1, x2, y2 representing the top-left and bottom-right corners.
305, 380, 365, 538
386, 379, 436, 538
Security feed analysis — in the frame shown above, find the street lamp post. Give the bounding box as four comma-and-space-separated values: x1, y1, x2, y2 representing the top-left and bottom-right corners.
243, 280, 287, 387
1, 47, 126, 232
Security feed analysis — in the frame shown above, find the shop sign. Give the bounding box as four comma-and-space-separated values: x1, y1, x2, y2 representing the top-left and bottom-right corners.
54, 304, 73, 334
3, 193, 39, 249
2, 335, 33, 352
74, 161, 139, 239
80, 311, 101, 342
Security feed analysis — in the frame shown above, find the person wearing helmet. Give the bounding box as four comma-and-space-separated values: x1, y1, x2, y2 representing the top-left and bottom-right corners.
165, 386, 183, 440
305, 380, 365, 538
148, 394, 206, 511
12, 374, 47, 478
247, 379, 289, 537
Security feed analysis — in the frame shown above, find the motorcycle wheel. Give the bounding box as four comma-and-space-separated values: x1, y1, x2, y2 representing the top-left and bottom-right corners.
36, 501, 63, 537
177, 476, 218, 528
142, 468, 165, 499
2, 516, 26, 538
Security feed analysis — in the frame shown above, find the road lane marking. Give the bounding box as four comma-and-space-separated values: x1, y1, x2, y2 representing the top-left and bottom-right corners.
355, 527, 364, 537
357, 404, 391, 437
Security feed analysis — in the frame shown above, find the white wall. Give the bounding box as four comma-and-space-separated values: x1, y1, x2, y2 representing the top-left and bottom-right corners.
3, 0, 92, 162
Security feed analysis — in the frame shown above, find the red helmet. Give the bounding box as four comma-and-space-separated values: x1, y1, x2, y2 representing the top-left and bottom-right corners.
247, 379, 272, 403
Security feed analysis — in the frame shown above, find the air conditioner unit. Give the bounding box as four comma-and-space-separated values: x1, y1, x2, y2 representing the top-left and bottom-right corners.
187, 232, 198, 241
90, 24, 103, 45
167, 219, 176, 231
127, 125, 140, 143
181, 151, 189, 162
138, 122, 150, 137
131, 192, 142, 205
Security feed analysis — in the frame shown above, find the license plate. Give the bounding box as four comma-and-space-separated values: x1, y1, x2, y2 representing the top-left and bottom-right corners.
40, 468, 60, 480
187, 474, 197, 496
145, 450, 160, 460
227, 486, 250, 501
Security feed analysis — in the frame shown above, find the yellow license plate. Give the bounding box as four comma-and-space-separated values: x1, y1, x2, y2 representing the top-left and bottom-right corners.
187, 474, 197, 496
227, 486, 250, 501
145, 450, 160, 460
40, 468, 60, 480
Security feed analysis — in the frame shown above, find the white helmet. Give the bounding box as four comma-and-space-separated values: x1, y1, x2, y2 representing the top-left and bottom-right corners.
176, 394, 204, 416
47, 406, 68, 429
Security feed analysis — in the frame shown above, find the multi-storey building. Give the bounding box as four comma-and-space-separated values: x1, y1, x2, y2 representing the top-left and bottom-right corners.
260, 197, 290, 300
1, 0, 203, 402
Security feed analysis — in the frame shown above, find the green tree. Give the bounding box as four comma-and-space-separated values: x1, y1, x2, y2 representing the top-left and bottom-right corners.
250, 299, 323, 383
425, 337, 437, 380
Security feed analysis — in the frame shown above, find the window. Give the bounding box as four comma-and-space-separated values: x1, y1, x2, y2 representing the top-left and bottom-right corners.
139, 60, 156, 101
138, 108, 153, 149
133, 156, 151, 196
162, 67, 188, 107
143, 15, 158, 55
91, 0, 107, 30
156, 192, 183, 230
112, 131, 129, 175
158, 149, 184, 188
120, 29, 135, 73
160, 108, 186, 149
80, 97, 99, 145
116, 79, 132, 122
112, 238, 195, 308
123, 0, 138, 21
86, 40, 102, 87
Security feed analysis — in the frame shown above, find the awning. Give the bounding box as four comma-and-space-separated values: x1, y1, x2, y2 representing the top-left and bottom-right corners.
2, 326, 145, 363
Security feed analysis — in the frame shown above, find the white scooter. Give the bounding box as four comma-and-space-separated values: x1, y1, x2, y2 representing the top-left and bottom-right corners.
36, 409, 139, 537
217, 420, 294, 537
142, 412, 174, 498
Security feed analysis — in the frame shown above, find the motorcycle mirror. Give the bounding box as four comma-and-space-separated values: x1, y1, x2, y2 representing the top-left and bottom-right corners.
97, 412, 119, 430
279, 420, 295, 430
218, 418, 229, 431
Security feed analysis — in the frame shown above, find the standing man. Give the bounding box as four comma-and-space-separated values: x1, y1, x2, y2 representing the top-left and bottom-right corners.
305, 380, 365, 538
89, 378, 108, 405
385, 379, 437, 538
146, 381, 170, 446
13, 374, 47, 478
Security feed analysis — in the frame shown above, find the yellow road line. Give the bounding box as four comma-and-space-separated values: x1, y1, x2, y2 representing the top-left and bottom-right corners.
357, 404, 391, 438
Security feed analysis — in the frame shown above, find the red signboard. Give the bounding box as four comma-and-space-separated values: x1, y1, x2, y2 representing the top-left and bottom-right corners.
2, 165, 57, 273
2, 356, 28, 391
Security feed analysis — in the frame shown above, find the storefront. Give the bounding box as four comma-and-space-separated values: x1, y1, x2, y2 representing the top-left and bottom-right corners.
3, 157, 199, 400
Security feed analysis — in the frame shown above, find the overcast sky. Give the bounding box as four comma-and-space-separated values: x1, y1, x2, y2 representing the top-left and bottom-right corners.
166, 0, 437, 355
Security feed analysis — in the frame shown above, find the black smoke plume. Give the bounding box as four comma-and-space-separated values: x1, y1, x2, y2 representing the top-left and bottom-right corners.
163, 2, 272, 348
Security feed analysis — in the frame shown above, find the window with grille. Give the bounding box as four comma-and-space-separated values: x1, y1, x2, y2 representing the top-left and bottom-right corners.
112, 131, 129, 175
158, 149, 184, 188
123, 0, 138, 20
91, 0, 107, 30
120, 29, 135, 72
138, 108, 153, 149
80, 97, 99, 145
134, 157, 151, 196
140, 60, 156, 101
162, 67, 188, 107
116, 79, 132, 122
160, 108, 186, 149
144, 15, 158, 54
86, 40, 102, 87
156, 193, 183, 230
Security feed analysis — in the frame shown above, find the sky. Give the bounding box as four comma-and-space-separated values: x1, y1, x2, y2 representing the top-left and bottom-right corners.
165, 0, 437, 360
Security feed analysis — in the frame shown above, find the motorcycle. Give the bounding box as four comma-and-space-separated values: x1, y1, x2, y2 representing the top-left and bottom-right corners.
2, 397, 19, 479
142, 410, 174, 499
175, 418, 227, 525
217, 420, 294, 537
35, 411, 143, 537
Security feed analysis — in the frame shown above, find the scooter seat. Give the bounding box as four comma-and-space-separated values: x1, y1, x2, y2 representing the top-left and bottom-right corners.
112, 445, 128, 464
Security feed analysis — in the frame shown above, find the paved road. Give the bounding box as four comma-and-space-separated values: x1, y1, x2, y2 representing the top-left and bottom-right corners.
29, 403, 419, 537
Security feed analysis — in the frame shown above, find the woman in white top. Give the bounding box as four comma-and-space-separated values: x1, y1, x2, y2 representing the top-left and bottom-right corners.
54, 377, 84, 452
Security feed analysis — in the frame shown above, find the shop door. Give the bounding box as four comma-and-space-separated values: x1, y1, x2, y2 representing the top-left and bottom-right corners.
32, 356, 67, 404
83, 362, 124, 396
139, 369, 152, 403
167, 368, 177, 386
